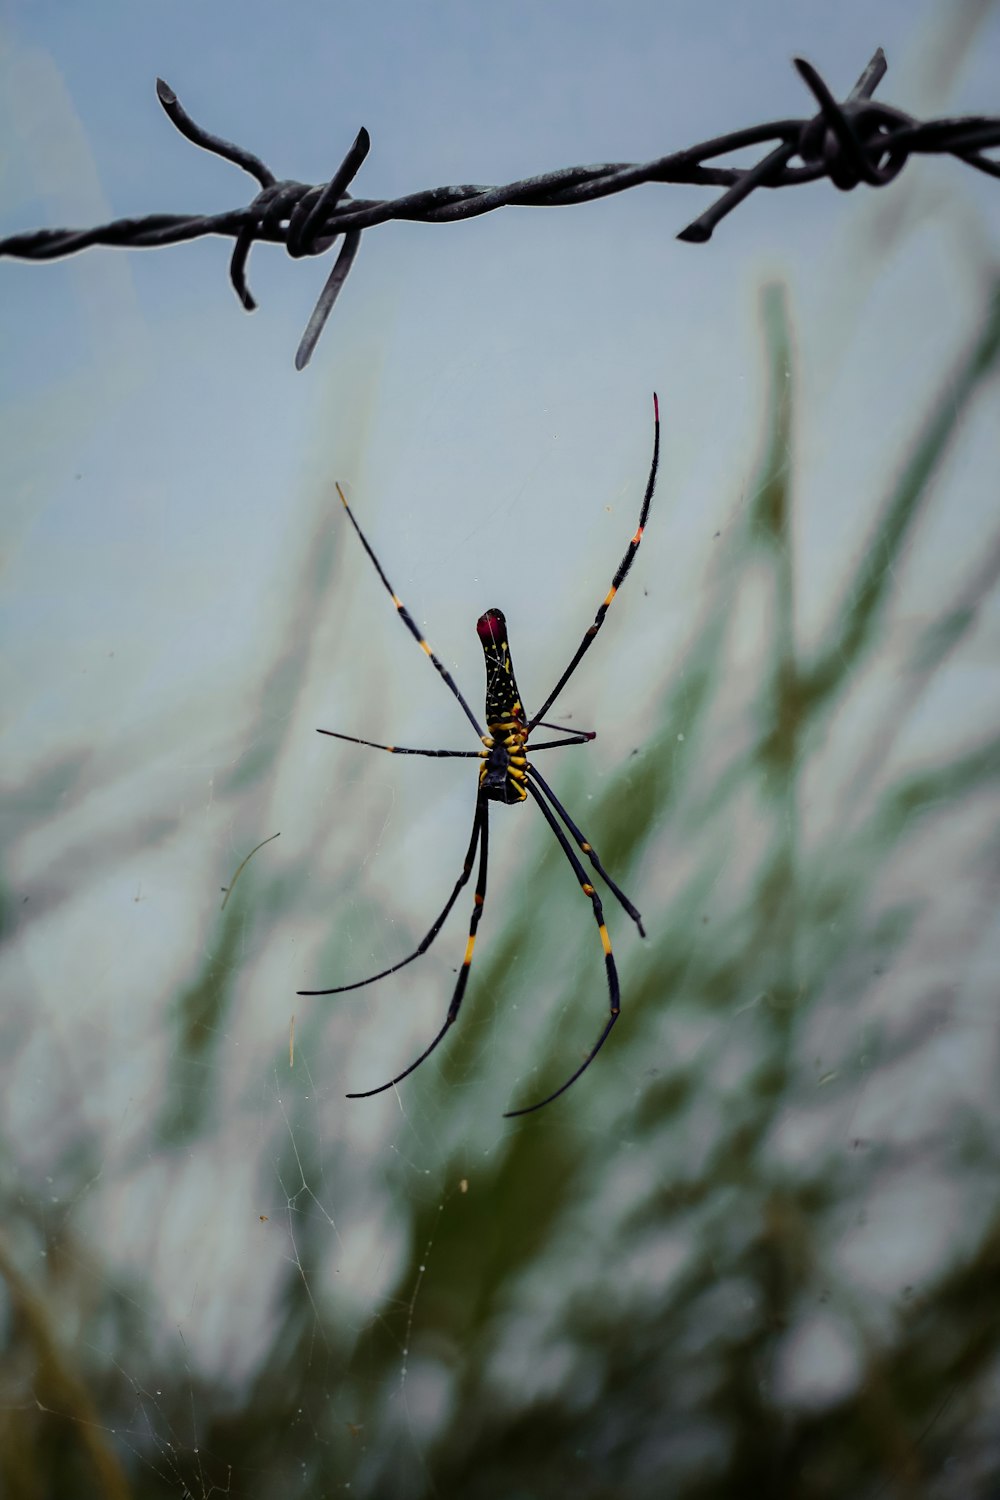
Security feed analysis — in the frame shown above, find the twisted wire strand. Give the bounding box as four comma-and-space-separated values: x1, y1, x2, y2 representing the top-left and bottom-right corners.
2, 48, 997, 368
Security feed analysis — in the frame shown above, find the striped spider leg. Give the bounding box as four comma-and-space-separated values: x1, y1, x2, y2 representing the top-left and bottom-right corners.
299, 393, 660, 1116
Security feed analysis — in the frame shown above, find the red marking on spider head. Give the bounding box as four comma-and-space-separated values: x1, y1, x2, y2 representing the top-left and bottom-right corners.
476, 609, 507, 645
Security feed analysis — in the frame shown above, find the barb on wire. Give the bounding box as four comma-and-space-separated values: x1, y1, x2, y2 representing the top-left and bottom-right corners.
2, 48, 997, 368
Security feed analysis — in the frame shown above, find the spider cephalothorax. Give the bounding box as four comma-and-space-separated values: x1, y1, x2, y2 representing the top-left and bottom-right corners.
300, 394, 660, 1116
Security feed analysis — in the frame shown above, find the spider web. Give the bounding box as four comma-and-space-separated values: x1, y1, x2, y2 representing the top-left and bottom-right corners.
3, 6, 1000, 1498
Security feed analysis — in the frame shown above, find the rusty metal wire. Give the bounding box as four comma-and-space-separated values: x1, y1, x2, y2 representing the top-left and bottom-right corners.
3, 48, 998, 369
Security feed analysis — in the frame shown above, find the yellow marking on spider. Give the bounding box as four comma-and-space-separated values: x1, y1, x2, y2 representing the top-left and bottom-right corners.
603, 585, 618, 606
582, 883, 595, 896
336, 483, 349, 507
599, 923, 612, 956
419, 639, 432, 656
391, 593, 403, 608
631, 525, 644, 544
581, 841, 592, 852
463, 933, 477, 965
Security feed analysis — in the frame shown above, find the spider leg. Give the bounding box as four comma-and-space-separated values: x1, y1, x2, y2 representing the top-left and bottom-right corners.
345, 794, 490, 1099
336, 483, 485, 737
299, 793, 484, 996
527, 764, 645, 935
504, 784, 622, 1118
528, 734, 594, 752
533, 717, 596, 739
316, 728, 481, 758
529, 392, 660, 730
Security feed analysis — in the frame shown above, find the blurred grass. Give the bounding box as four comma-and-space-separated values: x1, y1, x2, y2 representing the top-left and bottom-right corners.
332, 273, 1000, 1500
2, 268, 1000, 1500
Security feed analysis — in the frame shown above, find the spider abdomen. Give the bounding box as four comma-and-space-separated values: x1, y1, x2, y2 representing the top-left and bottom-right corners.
480, 731, 528, 804
477, 608, 529, 803
476, 608, 526, 724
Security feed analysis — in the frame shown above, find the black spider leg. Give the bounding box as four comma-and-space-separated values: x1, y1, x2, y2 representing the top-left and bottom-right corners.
527, 736, 594, 751
527, 764, 645, 936
314, 729, 481, 758
346, 794, 490, 1099
504, 785, 621, 1118
336, 484, 485, 738
529, 392, 660, 729
534, 716, 596, 739
299, 792, 484, 996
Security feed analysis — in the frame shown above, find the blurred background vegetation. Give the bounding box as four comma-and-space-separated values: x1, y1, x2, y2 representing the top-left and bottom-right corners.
3, 4, 1000, 1498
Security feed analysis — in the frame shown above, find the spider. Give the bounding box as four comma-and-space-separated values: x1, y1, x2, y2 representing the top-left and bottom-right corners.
300, 394, 660, 1116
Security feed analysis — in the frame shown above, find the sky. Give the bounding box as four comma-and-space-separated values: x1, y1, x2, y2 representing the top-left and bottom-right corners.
3, 1, 998, 772
2, 0, 998, 1026
2, 1, 998, 933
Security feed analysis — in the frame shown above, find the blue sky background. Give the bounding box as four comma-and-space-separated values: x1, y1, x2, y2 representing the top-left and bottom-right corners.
3, 2, 999, 1057
3, 0, 998, 778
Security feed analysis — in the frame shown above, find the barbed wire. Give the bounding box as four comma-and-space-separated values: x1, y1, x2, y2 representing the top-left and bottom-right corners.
3, 47, 998, 370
